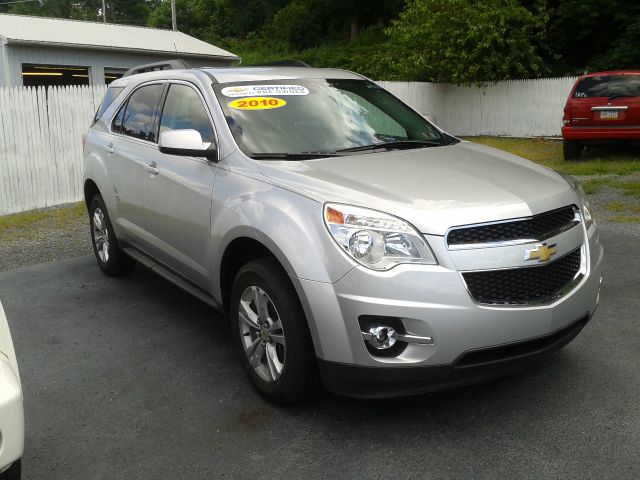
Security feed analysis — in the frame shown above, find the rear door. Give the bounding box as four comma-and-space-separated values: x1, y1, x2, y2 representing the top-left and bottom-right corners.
141, 81, 219, 286
571, 73, 640, 127
108, 82, 165, 245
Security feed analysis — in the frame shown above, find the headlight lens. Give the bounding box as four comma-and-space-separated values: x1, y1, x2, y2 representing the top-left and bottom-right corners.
324, 203, 437, 270
559, 172, 594, 229
578, 185, 594, 229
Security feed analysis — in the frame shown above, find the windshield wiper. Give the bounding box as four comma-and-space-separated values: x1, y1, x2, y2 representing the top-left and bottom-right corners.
334, 140, 442, 154
250, 152, 338, 160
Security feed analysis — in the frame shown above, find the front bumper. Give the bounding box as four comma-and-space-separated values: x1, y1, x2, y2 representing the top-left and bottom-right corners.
295, 223, 603, 398
318, 315, 589, 398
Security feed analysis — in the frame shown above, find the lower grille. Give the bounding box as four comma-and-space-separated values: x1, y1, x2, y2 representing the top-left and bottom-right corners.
454, 316, 588, 368
462, 247, 582, 305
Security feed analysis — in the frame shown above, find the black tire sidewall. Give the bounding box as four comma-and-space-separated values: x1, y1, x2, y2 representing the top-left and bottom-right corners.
563, 140, 582, 160
230, 258, 317, 404
89, 195, 111, 270
89, 195, 134, 276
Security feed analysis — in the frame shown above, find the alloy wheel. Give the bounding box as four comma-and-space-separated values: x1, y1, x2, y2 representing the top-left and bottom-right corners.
238, 286, 286, 382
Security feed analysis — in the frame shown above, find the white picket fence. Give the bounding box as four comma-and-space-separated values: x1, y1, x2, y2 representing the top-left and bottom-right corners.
0, 78, 578, 216
379, 76, 578, 137
0, 85, 106, 216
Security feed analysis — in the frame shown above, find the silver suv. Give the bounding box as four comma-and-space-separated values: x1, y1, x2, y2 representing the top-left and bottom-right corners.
83, 63, 603, 403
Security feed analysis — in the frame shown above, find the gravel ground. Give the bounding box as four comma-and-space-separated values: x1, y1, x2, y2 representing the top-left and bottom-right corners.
0, 185, 638, 273
0, 203, 92, 272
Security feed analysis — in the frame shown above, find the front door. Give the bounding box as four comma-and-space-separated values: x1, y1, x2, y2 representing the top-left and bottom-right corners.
142, 82, 219, 286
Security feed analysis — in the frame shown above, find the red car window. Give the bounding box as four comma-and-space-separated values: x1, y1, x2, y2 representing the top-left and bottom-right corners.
573, 74, 640, 98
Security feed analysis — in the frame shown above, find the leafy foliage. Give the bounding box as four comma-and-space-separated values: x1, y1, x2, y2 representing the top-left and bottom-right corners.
5, 0, 640, 83
385, 0, 547, 83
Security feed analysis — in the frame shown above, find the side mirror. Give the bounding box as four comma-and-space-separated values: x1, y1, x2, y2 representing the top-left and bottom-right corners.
158, 129, 218, 162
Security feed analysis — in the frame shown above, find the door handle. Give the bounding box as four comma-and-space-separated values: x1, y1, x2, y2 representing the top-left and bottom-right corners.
104, 143, 114, 154
143, 161, 159, 175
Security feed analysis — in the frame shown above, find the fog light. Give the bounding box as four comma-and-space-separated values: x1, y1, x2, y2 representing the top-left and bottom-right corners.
365, 326, 398, 350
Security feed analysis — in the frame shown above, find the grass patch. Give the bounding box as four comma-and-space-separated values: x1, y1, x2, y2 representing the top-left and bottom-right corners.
580, 177, 640, 200
610, 215, 640, 223
465, 137, 640, 176
606, 202, 640, 213
0, 202, 86, 242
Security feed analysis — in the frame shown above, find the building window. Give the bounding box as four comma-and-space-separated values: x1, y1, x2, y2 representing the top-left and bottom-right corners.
104, 67, 127, 85
21, 64, 90, 87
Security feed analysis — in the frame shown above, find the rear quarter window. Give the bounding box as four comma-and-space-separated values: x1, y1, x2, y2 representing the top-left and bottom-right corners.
93, 86, 124, 124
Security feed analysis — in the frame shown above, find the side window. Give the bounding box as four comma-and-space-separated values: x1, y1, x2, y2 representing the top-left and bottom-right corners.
93, 86, 124, 125
118, 84, 164, 142
159, 84, 215, 143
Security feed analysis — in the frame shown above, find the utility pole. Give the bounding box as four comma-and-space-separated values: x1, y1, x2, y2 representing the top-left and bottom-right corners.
171, 0, 177, 31
102, 0, 106, 22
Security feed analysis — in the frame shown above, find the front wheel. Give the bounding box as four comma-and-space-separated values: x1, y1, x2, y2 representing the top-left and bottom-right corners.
89, 195, 135, 276
230, 258, 319, 404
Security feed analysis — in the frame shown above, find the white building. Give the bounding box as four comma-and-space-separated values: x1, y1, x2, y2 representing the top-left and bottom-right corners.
0, 14, 240, 87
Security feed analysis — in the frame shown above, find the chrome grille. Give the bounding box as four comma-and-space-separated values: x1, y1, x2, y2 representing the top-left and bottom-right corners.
462, 247, 582, 305
447, 206, 578, 246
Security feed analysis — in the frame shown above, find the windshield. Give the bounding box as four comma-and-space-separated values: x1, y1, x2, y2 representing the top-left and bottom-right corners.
212, 79, 447, 157
573, 74, 640, 98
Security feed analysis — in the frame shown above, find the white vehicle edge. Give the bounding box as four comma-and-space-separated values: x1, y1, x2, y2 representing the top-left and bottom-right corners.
0, 300, 23, 480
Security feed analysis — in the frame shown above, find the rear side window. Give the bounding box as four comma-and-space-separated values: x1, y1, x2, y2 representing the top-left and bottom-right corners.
159, 84, 215, 143
114, 84, 164, 142
574, 75, 640, 98
93, 86, 124, 124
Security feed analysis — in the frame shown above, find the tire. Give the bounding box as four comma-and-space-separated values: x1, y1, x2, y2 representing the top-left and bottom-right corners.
563, 140, 582, 160
89, 194, 135, 276
230, 258, 320, 404
0, 459, 21, 480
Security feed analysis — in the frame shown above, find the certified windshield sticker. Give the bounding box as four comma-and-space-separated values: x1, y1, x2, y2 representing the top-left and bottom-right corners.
228, 97, 287, 111
222, 85, 309, 97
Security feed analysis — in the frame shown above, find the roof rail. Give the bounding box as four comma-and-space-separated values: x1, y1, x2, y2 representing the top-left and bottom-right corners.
253, 60, 311, 68
123, 59, 191, 77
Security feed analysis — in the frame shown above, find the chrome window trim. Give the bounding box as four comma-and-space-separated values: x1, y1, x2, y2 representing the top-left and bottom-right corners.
591, 106, 629, 111
458, 244, 587, 308
445, 206, 580, 251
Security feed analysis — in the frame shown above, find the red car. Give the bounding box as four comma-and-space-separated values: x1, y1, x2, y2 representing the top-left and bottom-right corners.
562, 70, 640, 159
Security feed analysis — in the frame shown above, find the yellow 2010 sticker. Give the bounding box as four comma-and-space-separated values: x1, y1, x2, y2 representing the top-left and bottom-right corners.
228, 97, 287, 110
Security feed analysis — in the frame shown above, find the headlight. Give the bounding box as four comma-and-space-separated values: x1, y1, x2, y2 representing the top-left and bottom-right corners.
559, 173, 594, 229
323, 203, 437, 270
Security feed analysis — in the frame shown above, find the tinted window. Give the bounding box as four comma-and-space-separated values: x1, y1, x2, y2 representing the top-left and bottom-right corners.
94, 86, 124, 124
120, 84, 164, 142
160, 84, 215, 143
574, 75, 640, 98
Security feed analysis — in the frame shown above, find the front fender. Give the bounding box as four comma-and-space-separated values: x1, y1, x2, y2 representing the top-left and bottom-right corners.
209, 167, 356, 297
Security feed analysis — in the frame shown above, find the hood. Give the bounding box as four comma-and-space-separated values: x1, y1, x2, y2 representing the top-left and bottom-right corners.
259, 141, 578, 235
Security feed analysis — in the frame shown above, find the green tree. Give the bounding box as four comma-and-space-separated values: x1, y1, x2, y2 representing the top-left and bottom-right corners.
9, 0, 102, 21
385, 0, 548, 83
545, 0, 640, 74
9, 0, 154, 25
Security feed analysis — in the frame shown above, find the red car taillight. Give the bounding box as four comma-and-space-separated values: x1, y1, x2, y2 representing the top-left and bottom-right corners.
562, 101, 573, 125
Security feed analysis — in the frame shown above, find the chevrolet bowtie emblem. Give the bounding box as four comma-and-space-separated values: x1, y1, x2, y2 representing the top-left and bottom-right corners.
524, 243, 557, 263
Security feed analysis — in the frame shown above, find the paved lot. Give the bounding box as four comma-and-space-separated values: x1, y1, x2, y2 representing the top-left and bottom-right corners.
0, 230, 638, 480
